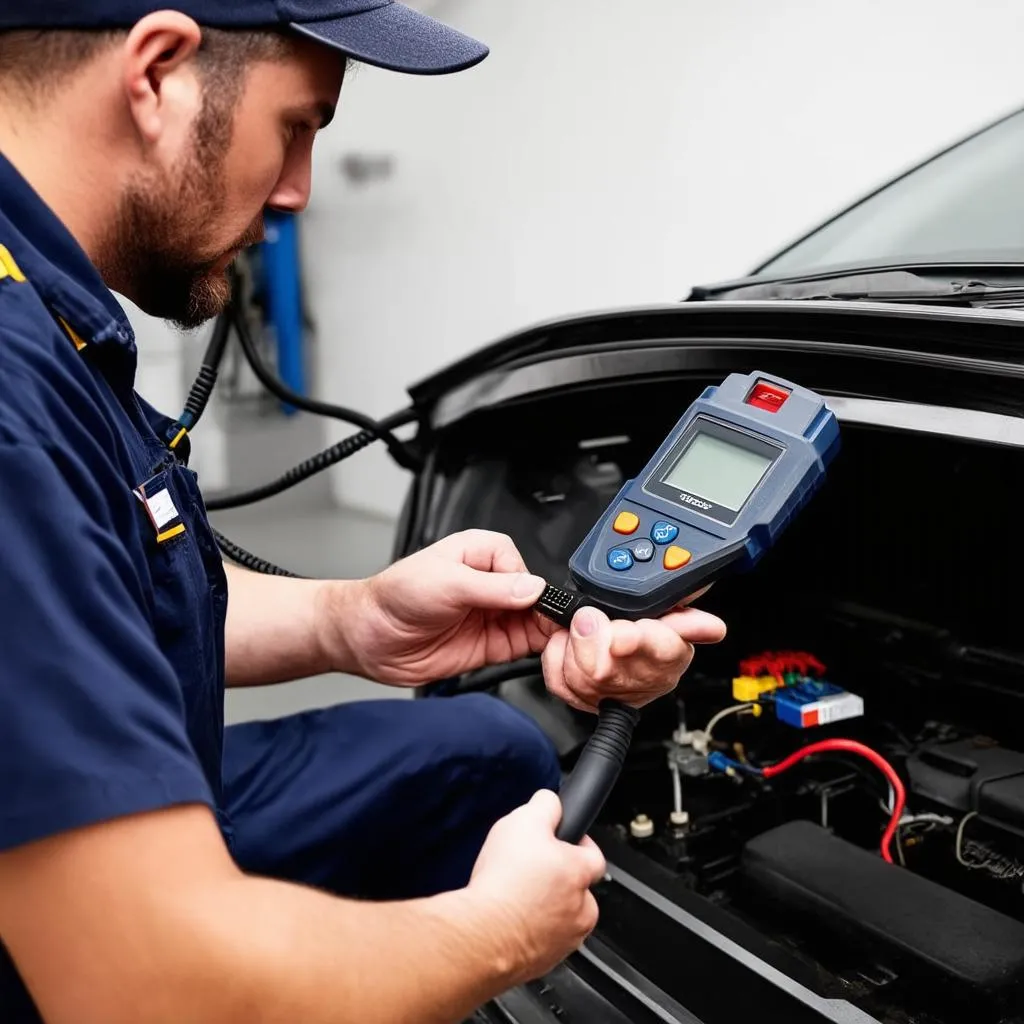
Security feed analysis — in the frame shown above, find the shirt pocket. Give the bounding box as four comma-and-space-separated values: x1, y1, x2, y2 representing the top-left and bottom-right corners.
134, 461, 226, 777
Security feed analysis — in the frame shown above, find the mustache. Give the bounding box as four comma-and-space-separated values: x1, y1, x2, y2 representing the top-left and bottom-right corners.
234, 216, 267, 252
194, 216, 267, 275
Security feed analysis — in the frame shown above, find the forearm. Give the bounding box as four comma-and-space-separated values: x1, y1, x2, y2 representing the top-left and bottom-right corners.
3, 806, 517, 1024
222, 564, 361, 687
174, 877, 514, 1024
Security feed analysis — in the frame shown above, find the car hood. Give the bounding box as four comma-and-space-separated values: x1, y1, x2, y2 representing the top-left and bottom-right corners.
408, 299, 1024, 431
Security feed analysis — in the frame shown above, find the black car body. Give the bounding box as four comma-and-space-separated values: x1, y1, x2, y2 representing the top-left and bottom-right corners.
395, 106, 1024, 1024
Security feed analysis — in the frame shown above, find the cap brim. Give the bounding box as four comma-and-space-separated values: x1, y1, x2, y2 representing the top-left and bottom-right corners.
289, 3, 488, 76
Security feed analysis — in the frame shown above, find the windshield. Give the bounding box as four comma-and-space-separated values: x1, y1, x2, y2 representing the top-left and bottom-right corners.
753, 108, 1024, 278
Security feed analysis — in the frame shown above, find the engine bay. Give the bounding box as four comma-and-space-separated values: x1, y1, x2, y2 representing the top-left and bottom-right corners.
595, 652, 1024, 1024
421, 376, 1024, 1024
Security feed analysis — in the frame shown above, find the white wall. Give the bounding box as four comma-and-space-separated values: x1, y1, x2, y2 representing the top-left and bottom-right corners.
298, 0, 1024, 521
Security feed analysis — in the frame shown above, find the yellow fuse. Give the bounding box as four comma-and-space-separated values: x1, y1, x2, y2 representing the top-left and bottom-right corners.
732, 675, 779, 702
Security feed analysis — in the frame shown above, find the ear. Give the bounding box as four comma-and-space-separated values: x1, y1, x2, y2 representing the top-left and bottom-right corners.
121, 11, 204, 145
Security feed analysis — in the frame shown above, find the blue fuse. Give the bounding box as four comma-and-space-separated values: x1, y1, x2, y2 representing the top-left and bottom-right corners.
774, 679, 864, 729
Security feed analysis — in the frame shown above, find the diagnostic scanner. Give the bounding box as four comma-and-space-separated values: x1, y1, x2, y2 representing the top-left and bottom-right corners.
534, 371, 840, 843
538, 370, 839, 627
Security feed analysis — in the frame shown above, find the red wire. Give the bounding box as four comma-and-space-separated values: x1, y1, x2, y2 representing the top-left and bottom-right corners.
761, 738, 906, 864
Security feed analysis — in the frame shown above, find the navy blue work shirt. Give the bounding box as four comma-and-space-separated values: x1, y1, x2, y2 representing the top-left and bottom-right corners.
0, 153, 229, 1019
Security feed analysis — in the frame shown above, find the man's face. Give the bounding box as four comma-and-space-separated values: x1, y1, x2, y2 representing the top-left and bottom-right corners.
107, 35, 343, 330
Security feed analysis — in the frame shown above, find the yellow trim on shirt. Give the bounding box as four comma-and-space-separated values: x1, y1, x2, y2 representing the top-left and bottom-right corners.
57, 317, 88, 352
0, 244, 26, 283
156, 524, 186, 544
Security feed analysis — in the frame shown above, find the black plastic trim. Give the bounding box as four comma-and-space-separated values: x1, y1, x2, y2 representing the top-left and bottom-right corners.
427, 336, 1024, 432
601, 862, 883, 1024
576, 936, 706, 1023
407, 300, 1024, 412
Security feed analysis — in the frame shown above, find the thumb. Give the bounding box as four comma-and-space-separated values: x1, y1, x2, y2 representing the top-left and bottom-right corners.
567, 606, 613, 680
445, 562, 546, 611
523, 788, 565, 833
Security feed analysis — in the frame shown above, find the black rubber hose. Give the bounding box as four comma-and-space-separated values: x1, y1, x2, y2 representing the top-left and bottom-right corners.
205, 407, 417, 512
555, 699, 641, 844
230, 305, 421, 472
212, 529, 304, 578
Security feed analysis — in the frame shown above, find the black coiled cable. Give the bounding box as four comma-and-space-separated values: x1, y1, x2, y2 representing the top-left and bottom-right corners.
163, 272, 423, 604
166, 308, 233, 447
212, 529, 304, 578
183, 364, 219, 425
205, 407, 417, 512
206, 429, 376, 512
183, 302, 231, 424
229, 303, 420, 472
166, 271, 422, 565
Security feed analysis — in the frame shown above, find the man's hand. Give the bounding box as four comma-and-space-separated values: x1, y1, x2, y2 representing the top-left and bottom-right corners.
537, 596, 723, 712
467, 790, 607, 983
329, 529, 726, 710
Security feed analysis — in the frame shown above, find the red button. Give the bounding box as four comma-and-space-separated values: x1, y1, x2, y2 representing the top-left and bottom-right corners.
746, 381, 790, 413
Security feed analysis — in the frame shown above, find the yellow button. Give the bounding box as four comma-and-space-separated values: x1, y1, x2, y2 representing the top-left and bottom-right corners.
613, 511, 640, 535
663, 546, 692, 570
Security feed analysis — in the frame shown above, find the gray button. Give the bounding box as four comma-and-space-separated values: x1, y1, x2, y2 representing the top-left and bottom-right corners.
631, 540, 654, 562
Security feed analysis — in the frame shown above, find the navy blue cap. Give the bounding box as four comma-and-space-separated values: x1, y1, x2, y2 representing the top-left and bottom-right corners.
0, 1, 489, 76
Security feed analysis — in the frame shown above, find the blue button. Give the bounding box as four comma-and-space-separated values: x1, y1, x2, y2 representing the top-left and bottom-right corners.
607, 548, 634, 571
631, 540, 654, 562
651, 521, 679, 545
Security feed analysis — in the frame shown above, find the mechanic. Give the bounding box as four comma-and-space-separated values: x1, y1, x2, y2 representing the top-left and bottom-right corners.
0, 3, 727, 1022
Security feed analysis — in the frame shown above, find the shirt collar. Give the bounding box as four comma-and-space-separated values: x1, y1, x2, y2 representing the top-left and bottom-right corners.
0, 150, 136, 351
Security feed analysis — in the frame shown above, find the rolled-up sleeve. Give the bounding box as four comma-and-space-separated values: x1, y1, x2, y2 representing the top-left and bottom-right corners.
0, 436, 213, 852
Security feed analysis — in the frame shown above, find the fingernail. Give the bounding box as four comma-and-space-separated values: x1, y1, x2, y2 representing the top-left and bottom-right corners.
573, 608, 597, 637
513, 574, 546, 599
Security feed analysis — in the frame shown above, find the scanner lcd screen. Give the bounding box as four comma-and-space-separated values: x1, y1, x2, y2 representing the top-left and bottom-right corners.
661, 431, 772, 511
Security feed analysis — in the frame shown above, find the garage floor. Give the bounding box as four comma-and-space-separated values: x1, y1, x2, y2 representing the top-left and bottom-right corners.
209, 500, 413, 726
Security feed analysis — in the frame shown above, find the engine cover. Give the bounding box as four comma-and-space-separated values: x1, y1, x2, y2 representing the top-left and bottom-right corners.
741, 820, 1024, 1006
907, 739, 1024, 836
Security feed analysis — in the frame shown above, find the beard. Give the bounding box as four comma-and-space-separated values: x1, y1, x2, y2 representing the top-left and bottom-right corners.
100, 124, 265, 331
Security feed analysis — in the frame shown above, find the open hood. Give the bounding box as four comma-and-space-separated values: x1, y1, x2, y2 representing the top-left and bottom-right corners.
408, 300, 1024, 439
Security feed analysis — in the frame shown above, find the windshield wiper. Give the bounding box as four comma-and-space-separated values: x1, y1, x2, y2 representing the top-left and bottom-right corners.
688, 268, 1024, 306
809, 282, 1024, 307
